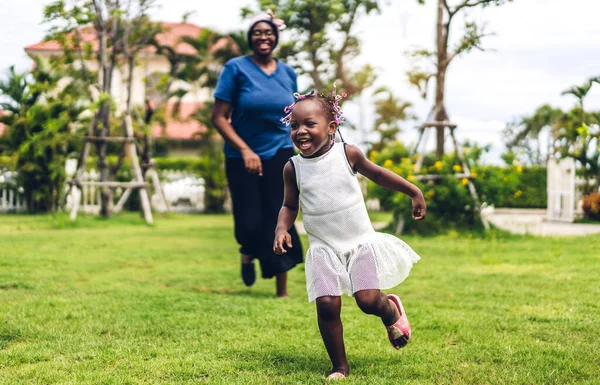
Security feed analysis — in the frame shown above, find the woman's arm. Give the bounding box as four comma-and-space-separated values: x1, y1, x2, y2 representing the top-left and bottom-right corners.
345, 144, 426, 220
273, 161, 300, 254
211, 98, 263, 176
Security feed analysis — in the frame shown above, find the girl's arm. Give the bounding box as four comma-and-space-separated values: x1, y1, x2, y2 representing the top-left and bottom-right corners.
273, 161, 300, 254
211, 99, 263, 176
345, 144, 427, 220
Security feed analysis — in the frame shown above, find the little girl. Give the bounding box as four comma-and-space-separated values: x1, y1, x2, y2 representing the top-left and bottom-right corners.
273, 87, 426, 380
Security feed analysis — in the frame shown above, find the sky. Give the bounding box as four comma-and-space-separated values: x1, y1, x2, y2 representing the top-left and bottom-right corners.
2, 0, 600, 164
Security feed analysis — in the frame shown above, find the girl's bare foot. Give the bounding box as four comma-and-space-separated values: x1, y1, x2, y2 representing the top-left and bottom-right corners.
327, 369, 348, 380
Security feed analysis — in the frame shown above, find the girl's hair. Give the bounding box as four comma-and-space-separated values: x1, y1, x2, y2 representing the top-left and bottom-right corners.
281, 84, 347, 127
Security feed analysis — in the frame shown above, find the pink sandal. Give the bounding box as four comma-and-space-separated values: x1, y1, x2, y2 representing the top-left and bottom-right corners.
386, 294, 411, 349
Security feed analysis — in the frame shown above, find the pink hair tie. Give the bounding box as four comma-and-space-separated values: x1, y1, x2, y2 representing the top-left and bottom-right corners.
280, 85, 347, 126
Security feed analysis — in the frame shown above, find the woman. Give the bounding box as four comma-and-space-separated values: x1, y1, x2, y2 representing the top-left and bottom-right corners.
212, 11, 303, 297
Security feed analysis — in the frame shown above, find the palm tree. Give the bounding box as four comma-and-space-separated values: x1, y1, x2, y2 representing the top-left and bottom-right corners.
370, 87, 414, 152
561, 81, 593, 125
504, 104, 564, 164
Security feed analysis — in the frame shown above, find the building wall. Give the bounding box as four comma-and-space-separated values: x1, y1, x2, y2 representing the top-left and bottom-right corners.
27, 52, 210, 113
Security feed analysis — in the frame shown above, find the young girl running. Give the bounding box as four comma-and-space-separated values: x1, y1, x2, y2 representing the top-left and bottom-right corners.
273, 87, 426, 380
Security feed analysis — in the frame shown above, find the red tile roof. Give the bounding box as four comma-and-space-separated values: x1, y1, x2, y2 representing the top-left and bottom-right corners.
151, 102, 207, 140
24, 22, 203, 55
0, 104, 206, 141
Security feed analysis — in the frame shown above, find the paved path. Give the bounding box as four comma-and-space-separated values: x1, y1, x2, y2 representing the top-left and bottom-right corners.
297, 209, 600, 237
484, 208, 600, 237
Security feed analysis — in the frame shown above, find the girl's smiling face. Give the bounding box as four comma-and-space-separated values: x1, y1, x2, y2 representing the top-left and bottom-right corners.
290, 98, 337, 157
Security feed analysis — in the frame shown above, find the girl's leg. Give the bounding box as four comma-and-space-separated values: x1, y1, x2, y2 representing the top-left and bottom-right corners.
354, 289, 399, 326
315, 296, 349, 376
354, 289, 409, 348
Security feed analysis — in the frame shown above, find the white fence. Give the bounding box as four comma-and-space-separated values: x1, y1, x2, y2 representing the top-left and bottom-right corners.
0, 170, 26, 213
152, 170, 206, 213
64, 169, 206, 214
1, 169, 207, 214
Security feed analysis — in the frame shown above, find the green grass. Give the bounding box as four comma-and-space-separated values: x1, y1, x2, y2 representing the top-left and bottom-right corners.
368, 210, 394, 224
0, 213, 599, 384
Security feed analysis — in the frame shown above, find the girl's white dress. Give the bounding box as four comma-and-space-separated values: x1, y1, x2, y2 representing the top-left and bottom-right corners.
290, 142, 420, 302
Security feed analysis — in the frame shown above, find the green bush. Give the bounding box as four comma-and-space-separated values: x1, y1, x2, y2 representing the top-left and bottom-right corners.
366, 141, 547, 234
367, 142, 484, 234
0, 155, 16, 169
471, 165, 546, 208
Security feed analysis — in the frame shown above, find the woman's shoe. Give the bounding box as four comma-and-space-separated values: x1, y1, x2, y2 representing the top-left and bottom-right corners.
241, 258, 256, 287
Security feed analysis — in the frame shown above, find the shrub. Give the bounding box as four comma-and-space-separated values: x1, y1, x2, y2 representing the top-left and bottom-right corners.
366, 141, 547, 234
582, 193, 600, 221
367, 141, 484, 234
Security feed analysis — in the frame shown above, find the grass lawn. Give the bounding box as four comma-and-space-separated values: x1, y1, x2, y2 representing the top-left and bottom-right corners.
0, 213, 599, 384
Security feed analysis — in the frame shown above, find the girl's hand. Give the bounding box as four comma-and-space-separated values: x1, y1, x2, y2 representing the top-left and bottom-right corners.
412, 193, 427, 220
241, 148, 263, 176
273, 230, 292, 255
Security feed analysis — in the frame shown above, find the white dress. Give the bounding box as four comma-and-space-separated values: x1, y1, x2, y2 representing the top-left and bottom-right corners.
290, 143, 420, 302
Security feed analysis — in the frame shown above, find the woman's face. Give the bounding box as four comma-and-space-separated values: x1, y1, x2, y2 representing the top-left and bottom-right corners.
250, 21, 276, 56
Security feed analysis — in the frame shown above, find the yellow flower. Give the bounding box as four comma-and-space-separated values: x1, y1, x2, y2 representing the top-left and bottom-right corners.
407, 175, 415, 182
514, 190, 523, 198
400, 157, 410, 165
471, 172, 477, 179
452, 164, 462, 173
434, 161, 443, 170
517, 166, 523, 174
383, 159, 393, 169
425, 190, 435, 199
461, 178, 469, 185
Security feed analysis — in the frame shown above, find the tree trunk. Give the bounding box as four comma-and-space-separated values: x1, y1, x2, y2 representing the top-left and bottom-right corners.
95, 13, 112, 218
434, 0, 450, 157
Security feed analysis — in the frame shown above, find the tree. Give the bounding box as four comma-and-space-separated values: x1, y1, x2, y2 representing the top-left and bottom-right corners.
408, 0, 513, 157
369, 87, 414, 151
503, 104, 563, 165
505, 76, 600, 192
0, 59, 88, 211
243, 0, 379, 98
561, 80, 593, 126
43, 0, 161, 217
